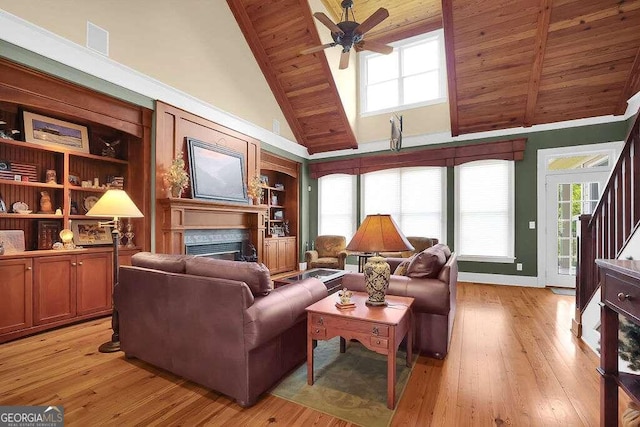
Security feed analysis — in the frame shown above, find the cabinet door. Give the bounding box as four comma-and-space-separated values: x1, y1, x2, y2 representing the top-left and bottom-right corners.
264, 239, 279, 272
0, 259, 33, 335
76, 252, 112, 316
284, 238, 297, 272
33, 255, 76, 325
277, 239, 288, 272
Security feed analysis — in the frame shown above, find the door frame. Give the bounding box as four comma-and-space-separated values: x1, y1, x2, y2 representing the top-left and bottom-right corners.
536, 141, 623, 287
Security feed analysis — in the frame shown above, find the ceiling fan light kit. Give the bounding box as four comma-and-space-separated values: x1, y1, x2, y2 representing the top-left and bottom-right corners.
304, 0, 393, 69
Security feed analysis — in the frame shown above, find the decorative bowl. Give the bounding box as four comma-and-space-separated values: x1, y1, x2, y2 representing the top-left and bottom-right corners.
15, 210, 32, 214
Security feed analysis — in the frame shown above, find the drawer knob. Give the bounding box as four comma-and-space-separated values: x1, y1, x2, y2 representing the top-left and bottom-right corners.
617, 292, 631, 302
71, 262, 77, 266
26, 266, 32, 271
78, 261, 83, 266
376, 339, 381, 344
314, 329, 320, 333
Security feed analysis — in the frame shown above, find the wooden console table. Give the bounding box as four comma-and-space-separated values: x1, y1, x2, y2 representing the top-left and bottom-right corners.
596, 259, 640, 425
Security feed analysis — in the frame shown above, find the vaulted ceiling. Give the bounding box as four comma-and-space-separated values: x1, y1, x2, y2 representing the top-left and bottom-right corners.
229, 0, 640, 153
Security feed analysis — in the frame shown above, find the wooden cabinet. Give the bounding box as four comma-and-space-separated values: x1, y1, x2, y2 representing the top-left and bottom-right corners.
0, 247, 136, 343
596, 259, 640, 426
0, 259, 33, 335
264, 237, 296, 274
261, 151, 299, 274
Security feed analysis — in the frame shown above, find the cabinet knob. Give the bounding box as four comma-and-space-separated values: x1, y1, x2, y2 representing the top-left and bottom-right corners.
78, 262, 83, 266
376, 339, 381, 344
314, 329, 320, 334
617, 292, 631, 302
71, 262, 77, 266
26, 266, 32, 271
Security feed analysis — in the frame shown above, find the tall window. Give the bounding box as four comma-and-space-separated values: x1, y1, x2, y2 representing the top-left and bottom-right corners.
455, 160, 515, 262
318, 174, 357, 241
361, 167, 445, 242
359, 30, 446, 115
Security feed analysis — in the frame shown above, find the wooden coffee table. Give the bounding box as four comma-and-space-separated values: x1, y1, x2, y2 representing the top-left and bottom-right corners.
273, 268, 345, 294
305, 292, 414, 409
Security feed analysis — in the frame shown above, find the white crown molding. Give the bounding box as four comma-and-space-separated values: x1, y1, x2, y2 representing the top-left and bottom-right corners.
0, 9, 308, 159
457, 272, 541, 288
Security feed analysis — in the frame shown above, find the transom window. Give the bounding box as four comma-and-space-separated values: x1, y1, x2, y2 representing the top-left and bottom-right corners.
359, 30, 446, 115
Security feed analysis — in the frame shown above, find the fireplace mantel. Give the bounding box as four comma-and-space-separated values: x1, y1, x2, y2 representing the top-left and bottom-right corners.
157, 198, 267, 260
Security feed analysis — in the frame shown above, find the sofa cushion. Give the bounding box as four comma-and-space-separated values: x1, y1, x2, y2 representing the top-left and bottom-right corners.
432, 243, 451, 258
131, 252, 192, 273
393, 257, 412, 276
406, 246, 446, 278
185, 257, 272, 296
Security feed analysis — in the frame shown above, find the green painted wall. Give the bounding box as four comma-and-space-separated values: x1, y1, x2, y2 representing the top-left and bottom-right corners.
308, 120, 629, 276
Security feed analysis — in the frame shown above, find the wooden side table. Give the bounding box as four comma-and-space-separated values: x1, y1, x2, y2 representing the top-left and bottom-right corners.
596, 259, 640, 426
305, 292, 414, 409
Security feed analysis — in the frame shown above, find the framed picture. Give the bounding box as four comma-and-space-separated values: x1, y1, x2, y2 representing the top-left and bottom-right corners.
186, 137, 248, 204
23, 111, 90, 153
37, 220, 61, 250
71, 220, 113, 246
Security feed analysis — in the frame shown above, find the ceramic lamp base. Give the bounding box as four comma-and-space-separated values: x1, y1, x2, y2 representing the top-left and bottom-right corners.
363, 255, 391, 306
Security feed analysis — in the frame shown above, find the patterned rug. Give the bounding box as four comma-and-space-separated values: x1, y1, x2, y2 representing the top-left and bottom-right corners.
271, 337, 416, 427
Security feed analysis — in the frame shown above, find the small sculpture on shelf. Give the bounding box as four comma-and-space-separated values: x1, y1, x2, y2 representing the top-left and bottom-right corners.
39, 191, 54, 214
118, 221, 126, 247
99, 138, 120, 158
125, 220, 136, 249
247, 175, 264, 205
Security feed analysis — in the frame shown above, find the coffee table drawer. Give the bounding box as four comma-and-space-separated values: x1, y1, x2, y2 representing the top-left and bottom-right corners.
311, 314, 389, 337
370, 336, 389, 350
310, 325, 326, 339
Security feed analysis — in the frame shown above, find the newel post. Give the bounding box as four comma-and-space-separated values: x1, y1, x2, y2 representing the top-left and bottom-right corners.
573, 213, 594, 337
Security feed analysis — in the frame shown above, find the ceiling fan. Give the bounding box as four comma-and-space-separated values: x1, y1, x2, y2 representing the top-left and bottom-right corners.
302, 0, 393, 70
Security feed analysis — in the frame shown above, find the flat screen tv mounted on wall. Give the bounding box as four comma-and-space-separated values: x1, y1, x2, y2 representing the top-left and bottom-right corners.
186, 137, 248, 204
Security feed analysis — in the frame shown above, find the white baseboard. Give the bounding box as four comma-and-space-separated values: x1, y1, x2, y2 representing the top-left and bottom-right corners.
457, 272, 541, 287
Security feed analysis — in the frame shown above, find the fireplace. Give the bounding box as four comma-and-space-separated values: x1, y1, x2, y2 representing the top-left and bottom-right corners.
184, 229, 256, 261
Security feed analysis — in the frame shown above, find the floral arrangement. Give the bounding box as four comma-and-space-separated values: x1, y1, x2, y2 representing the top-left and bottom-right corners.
164, 152, 189, 197
247, 175, 264, 202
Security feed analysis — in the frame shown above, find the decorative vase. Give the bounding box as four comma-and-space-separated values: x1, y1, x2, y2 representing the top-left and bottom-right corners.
363, 255, 390, 306
171, 186, 182, 198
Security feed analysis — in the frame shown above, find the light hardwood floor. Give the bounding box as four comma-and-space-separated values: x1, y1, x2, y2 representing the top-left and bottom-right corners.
0, 282, 627, 426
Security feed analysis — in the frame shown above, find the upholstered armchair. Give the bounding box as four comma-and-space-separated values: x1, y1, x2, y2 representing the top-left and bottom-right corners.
305, 235, 348, 270
380, 236, 439, 258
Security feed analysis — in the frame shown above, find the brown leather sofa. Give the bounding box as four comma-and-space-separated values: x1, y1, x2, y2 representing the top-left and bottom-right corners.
342, 244, 457, 359
115, 252, 327, 407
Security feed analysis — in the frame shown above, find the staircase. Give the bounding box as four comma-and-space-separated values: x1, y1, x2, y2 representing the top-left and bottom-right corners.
574, 113, 640, 336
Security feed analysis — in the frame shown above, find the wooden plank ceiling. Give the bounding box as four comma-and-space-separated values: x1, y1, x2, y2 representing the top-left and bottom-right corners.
227, 0, 357, 154
444, 0, 640, 135
229, 0, 640, 153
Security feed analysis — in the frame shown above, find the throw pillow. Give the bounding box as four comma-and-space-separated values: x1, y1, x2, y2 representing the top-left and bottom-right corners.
406, 246, 446, 278
432, 243, 451, 258
185, 257, 272, 296
131, 252, 191, 273
393, 258, 412, 276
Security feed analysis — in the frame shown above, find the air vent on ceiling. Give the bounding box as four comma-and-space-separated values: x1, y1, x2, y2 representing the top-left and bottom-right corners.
86, 21, 109, 56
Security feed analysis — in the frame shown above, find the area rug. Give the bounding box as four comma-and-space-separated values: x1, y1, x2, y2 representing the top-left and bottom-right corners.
271, 337, 416, 427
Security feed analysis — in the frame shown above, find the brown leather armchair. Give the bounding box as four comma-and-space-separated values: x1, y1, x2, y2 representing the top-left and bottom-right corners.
305, 235, 348, 270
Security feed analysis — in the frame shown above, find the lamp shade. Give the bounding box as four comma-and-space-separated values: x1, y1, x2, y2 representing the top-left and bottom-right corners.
85, 189, 143, 218
346, 214, 414, 253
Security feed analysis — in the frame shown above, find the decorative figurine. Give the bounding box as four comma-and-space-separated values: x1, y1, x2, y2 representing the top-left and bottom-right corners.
39, 191, 54, 214
118, 221, 126, 246
338, 288, 353, 305
125, 221, 136, 248
99, 138, 120, 158
45, 169, 57, 184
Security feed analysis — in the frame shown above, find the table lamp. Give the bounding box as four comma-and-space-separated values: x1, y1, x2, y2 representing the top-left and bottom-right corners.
346, 214, 414, 306
86, 189, 143, 352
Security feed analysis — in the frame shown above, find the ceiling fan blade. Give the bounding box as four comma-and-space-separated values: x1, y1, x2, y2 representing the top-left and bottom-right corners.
313, 12, 344, 35
357, 40, 393, 55
300, 43, 336, 55
354, 8, 389, 35
339, 50, 350, 70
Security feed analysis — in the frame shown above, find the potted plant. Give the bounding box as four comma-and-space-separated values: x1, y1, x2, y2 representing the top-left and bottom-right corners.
164, 152, 189, 198
247, 175, 264, 204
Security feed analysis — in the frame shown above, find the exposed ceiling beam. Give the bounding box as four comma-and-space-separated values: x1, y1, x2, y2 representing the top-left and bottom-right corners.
442, 0, 459, 136
523, 0, 552, 127
615, 45, 640, 115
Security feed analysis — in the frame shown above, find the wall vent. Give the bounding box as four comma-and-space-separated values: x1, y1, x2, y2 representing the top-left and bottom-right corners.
86, 21, 109, 56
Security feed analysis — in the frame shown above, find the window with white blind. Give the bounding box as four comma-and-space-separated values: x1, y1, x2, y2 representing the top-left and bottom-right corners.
359, 30, 446, 115
455, 160, 515, 262
318, 174, 357, 242
361, 167, 445, 242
